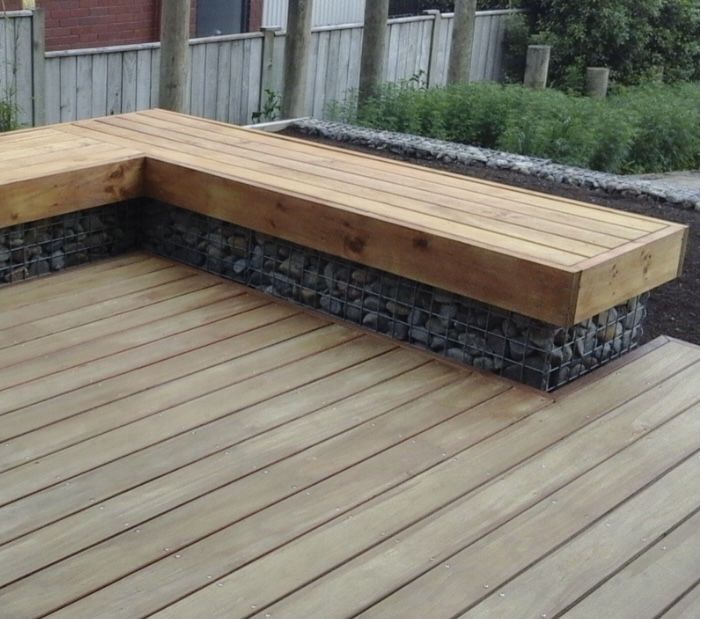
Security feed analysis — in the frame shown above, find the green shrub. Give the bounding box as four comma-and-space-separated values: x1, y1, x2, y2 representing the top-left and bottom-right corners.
0, 98, 18, 133
519, 0, 699, 90
329, 81, 699, 174
611, 82, 700, 173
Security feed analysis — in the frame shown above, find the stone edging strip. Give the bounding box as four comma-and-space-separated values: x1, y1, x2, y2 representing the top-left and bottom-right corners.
292, 119, 700, 211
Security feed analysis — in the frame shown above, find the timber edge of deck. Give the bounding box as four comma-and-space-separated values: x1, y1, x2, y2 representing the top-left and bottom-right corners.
0, 109, 688, 327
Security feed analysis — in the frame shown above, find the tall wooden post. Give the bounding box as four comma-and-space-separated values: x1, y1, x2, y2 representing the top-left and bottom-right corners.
281, 0, 313, 119
159, 0, 191, 112
358, 0, 389, 103
446, 0, 476, 84
30, 7, 46, 126
585, 67, 609, 97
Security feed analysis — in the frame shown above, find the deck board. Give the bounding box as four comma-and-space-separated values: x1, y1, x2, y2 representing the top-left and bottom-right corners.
0, 110, 686, 325
0, 257, 697, 619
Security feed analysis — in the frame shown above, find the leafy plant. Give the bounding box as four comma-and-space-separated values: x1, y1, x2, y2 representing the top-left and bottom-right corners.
0, 97, 18, 132
329, 81, 699, 174
251, 89, 282, 123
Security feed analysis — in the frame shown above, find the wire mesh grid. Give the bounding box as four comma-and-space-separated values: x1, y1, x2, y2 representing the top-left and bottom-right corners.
141, 201, 648, 391
0, 203, 138, 287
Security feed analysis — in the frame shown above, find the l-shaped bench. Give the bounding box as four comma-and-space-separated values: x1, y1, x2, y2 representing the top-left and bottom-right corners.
0, 109, 688, 389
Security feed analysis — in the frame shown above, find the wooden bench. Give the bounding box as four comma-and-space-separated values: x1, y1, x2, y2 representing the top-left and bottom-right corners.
0, 109, 687, 326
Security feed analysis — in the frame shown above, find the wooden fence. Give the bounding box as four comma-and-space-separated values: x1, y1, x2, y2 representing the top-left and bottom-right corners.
0, 11, 39, 127
1, 8, 519, 127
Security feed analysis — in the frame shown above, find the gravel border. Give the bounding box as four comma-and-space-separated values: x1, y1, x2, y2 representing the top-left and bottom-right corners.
292, 119, 700, 211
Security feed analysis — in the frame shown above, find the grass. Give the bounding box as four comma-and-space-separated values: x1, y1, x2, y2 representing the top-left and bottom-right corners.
328, 81, 699, 174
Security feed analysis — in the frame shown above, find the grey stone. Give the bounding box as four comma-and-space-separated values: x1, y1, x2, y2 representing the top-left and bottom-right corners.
408, 308, 427, 327
50, 250, 65, 271
430, 336, 447, 351
426, 317, 449, 333
528, 326, 555, 352
438, 303, 458, 322
233, 258, 248, 275
501, 318, 519, 338
623, 305, 645, 330
362, 312, 388, 331
363, 296, 382, 312
207, 245, 223, 260
320, 295, 342, 315
574, 324, 597, 357
0, 245, 10, 263
473, 356, 496, 371
551, 344, 574, 366
351, 269, 373, 285
409, 327, 430, 345
507, 335, 528, 361
386, 322, 408, 340
486, 329, 507, 357
300, 288, 318, 305
29, 259, 50, 277
345, 304, 363, 322
385, 301, 410, 316
598, 321, 623, 343
228, 235, 249, 256
446, 348, 470, 363
278, 256, 304, 280
595, 307, 618, 327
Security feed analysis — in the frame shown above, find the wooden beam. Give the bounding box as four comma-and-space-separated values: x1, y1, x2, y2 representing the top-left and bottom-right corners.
144, 157, 579, 325
358, 0, 389, 102
30, 7, 46, 126
447, 0, 477, 84
281, 0, 313, 119
158, 0, 191, 112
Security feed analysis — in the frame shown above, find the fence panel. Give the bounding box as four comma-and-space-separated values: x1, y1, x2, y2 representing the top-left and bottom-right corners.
45, 33, 263, 125
0, 12, 34, 126
37, 9, 518, 126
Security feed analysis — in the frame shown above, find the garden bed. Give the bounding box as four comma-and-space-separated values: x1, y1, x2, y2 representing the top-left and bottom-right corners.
283, 126, 699, 345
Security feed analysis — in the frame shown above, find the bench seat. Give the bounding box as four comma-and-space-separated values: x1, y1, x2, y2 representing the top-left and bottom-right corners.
0, 109, 686, 326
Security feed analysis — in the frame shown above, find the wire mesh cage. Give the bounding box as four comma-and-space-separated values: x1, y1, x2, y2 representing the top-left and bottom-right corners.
0, 202, 138, 287
141, 201, 648, 391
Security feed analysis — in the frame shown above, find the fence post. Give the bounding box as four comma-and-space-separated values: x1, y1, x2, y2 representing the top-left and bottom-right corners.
523, 44, 550, 89
447, 0, 477, 84
281, 0, 313, 118
585, 67, 609, 97
260, 26, 281, 100
30, 8, 45, 126
423, 9, 443, 88
158, 0, 191, 112
358, 0, 389, 103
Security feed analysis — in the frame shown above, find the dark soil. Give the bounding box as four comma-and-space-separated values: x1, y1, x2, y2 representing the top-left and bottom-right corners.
282, 129, 700, 345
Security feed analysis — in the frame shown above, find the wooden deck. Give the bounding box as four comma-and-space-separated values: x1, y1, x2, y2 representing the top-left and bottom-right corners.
0, 110, 687, 325
0, 254, 697, 619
